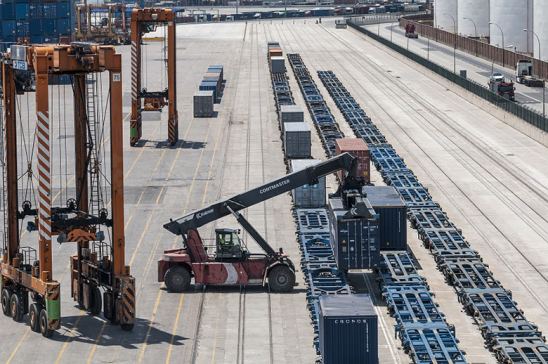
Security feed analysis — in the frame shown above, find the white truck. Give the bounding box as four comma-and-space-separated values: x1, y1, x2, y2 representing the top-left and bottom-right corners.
516, 60, 545, 87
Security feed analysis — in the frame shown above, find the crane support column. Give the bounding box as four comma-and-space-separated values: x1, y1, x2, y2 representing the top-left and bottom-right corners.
2, 63, 19, 262
167, 18, 178, 145
34, 53, 54, 284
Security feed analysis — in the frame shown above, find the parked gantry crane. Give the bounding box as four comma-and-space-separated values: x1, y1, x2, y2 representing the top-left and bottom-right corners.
130, 8, 178, 146
159, 152, 366, 292
1, 43, 135, 337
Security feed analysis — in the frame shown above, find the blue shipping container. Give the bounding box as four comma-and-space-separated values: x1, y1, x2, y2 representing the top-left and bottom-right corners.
199, 81, 218, 101
319, 294, 378, 364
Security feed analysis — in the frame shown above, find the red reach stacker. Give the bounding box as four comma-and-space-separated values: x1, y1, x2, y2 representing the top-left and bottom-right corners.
159, 152, 367, 292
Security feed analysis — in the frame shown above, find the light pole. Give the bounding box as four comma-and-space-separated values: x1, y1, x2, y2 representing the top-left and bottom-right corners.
490, 22, 505, 66
525, 29, 545, 120
444, 14, 457, 73
463, 17, 478, 56
390, 21, 396, 42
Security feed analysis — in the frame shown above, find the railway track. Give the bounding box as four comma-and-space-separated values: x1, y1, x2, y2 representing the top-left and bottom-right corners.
292, 22, 548, 316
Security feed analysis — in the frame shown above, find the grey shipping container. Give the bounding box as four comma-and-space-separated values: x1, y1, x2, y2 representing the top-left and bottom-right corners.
328, 197, 380, 270
283, 122, 311, 158
319, 294, 378, 364
290, 159, 326, 208
363, 186, 407, 251
270, 56, 286, 73
193, 91, 214, 117
279, 104, 304, 126
207, 65, 224, 82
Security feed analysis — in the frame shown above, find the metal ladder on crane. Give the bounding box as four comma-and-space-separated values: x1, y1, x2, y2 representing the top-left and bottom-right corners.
85, 73, 109, 259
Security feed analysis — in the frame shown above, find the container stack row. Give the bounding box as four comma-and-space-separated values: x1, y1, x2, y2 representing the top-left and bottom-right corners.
0, 0, 72, 46
287, 54, 344, 158
268, 43, 309, 159
287, 54, 466, 364
317, 70, 548, 363
268, 44, 378, 364
195, 65, 224, 117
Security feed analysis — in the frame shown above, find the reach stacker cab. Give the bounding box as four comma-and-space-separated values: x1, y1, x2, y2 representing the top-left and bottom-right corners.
158, 152, 366, 293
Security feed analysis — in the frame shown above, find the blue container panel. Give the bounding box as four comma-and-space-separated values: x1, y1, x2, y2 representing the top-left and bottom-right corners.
2, 20, 16, 38
30, 20, 42, 36
57, 18, 70, 35
16, 21, 29, 37
42, 3, 58, 19
2, 3, 15, 19
15, 4, 28, 19
57, 2, 70, 18
41, 19, 56, 35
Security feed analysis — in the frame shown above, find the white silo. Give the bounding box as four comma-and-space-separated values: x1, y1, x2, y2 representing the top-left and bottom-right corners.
457, 0, 489, 38
435, 0, 458, 33
490, 0, 533, 53
533, 0, 548, 60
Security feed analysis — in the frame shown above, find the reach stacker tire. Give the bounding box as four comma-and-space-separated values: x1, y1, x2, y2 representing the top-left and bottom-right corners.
89, 286, 102, 316
268, 265, 295, 293
29, 303, 42, 332
1, 289, 11, 316
165, 266, 191, 293
39, 309, 53, 338
10, 293, 24, 322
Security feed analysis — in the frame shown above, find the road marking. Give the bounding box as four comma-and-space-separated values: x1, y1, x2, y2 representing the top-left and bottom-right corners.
5, 329, 31, 364
164, 117, 226, 364
164, 294, 186, 364
137, 291, 164, 363
86, 90, 208, 363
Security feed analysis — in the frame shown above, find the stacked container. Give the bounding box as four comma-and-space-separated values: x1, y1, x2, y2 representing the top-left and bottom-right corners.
268, 42, 284, 73
207, 65, 224, 82
290, 159, 326, 208
283, 122, 311, 158
328, 197, 380, 271
279, 105, 304, 132
319, 294, 378, 364
363, 186, 407, 251
193, 91, 214, 118
270, 56, 286, 73
0, 0, 72, 45
198, 64, 224, 104
335, 138, 370, 184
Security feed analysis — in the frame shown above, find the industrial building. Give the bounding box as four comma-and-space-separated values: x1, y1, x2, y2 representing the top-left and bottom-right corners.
0, 4, 547, 364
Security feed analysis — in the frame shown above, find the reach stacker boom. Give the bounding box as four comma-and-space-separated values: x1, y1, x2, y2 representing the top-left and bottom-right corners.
159, 152, 366, 293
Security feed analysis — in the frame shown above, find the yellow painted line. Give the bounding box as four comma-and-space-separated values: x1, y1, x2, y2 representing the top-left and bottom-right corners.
52, 113, 156, 363
85, 112, 199, 364
86, 323, 106, 364
164, 294, 186, 364
137, 290, 165, 363
5, 329, 30, 364
54, 314, 84, 364
164, 114, 226, 364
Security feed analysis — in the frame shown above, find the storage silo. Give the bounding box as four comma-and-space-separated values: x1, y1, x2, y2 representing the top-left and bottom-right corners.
533, 0, 548, 60
490, 0, 533, 53
434, 0, 458, 33
457, 0, 489, 38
